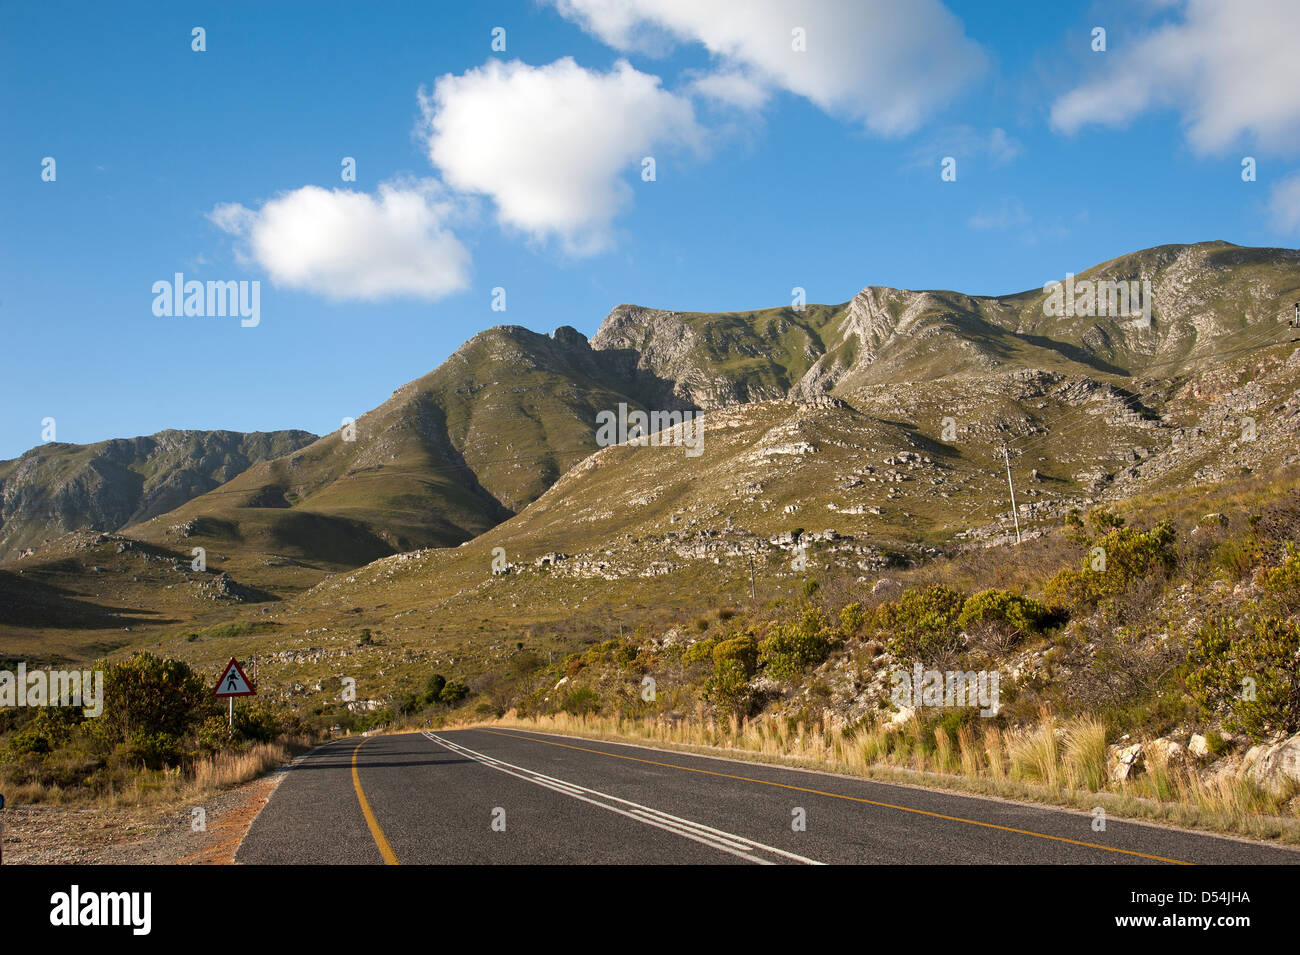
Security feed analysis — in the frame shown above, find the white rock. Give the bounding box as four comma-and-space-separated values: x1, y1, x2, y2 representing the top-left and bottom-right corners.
1244, 733, 1300, 790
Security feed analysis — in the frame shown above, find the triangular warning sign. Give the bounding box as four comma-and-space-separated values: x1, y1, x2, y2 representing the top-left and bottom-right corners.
214, 657, 255, 697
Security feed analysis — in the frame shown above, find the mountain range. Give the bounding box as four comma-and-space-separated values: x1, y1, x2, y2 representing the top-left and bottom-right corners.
4, 239, 1300, 659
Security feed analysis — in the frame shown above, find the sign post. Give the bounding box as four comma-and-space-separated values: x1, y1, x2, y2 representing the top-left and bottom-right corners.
214, 657, 256, 726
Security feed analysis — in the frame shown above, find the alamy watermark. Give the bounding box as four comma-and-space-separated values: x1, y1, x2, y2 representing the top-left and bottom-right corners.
890, 664, 1000, 718
0, 663, 104, 717
152, 272, 260, 327
1042, 273, 1151, 327
595, 402, 704, 457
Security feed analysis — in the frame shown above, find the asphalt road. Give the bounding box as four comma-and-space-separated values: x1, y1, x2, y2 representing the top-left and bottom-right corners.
235, 728, 1300, 865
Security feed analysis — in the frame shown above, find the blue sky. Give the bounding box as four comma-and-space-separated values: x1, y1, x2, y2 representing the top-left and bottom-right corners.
3, 0, 1299, 460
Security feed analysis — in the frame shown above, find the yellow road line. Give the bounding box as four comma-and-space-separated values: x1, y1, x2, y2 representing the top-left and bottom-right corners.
481, 729, 1192, 866
351, 738, 399, 865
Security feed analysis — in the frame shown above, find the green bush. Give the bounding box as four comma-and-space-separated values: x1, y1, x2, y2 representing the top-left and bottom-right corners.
5, 726, 52, 758
560, 686, 600, 716
233, 703, 281, 743
958, 588, 1050, 635
704, 660, 753, 718
119, 730, 185, 769
712, 631, 759, 676
1044, 521, 1177, 610
1188, 612, 1300, 740
1260, 546, 1300, 616
196, 715, 235, 754
758, 607, 836, 681
872, 585, 966, 662
839, 602, 867, 637
682, 637, 718, 666
93, 653, 208, 750
422, 673, 447, 706
438, 681, 469, 706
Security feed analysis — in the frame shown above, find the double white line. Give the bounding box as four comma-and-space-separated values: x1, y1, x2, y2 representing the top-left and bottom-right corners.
425, 733, 823, 865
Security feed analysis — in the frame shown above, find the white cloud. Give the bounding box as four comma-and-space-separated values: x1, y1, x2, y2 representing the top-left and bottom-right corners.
1269, 173, 1300, 233
552, 0, 986, 135
967, 197, 1030, 231
907, 125, 1023, 169
687, 67, 770, 111
1051, 0, 1300, 153
208, 180, 470, 302
420, 57, 701, 255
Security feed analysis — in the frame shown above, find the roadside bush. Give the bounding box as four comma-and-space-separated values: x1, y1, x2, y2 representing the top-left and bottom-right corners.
872, 585, 965, 663
560, 686, 600, 716
957, 588, 1050, 636
704, 660, 753, 718
438, 681, 469, 706
196, 715, 236, 754
119, 730, 186, 770
233, 703, 281, 743
1044, 520, 1177, 610
92, 654, 208, 751
712, 631, 759, 676
422, 673, 447, 706
5, 726, 52, 758
1188, 612, 1300, 740
758, 607, 836, 681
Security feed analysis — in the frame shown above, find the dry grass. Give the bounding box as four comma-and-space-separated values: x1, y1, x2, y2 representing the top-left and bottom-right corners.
1062, 717, 1109, 791
5, 736, 313, 809
1008, 708, 1059, 787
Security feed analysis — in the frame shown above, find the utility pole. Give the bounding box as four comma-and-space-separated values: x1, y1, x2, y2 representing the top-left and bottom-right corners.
748, 553, 757, 603
1002, 445, 1022, 544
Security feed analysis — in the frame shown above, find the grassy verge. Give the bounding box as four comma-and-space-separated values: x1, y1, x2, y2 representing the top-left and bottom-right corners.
2, 734, 318, 808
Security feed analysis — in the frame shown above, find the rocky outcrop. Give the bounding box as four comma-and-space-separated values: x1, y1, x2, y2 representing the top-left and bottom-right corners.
1242, 733, 1300, 790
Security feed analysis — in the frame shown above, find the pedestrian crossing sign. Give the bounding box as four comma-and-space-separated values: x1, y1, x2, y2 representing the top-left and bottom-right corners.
214, 657, 255, 697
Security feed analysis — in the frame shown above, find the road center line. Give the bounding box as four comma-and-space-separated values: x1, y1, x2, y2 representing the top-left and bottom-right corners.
426, 732, 823, 865
351, 738, 400, 865
476, 728, 1193, 865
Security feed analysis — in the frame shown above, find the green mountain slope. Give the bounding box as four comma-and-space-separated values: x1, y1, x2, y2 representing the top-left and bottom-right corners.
0, 429, 316, 561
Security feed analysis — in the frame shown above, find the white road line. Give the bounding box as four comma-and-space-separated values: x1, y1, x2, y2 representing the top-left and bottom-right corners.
425, 732, 824, 865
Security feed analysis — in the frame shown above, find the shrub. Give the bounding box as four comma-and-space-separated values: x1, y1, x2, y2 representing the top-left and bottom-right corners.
233, 703, 281, 743
1044, 521, 1177, 610
704, 660, 753, 719
1260, 546, 1300, 617
422, 673, 447, 706
839, 602, 867, 637
93, 653, 208, 750
196, 715, 236, 754
5, 726, 52, 758
958, 588, 1049, 636
560, 686, 600, 716
682, 638, 718, 667
1188, 612, 1300, 740
712, 631, 759, 676
120, 730, 185, 769
438, 681, 470, 706
758, 607, 836, 680
872, 585, 966, 663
